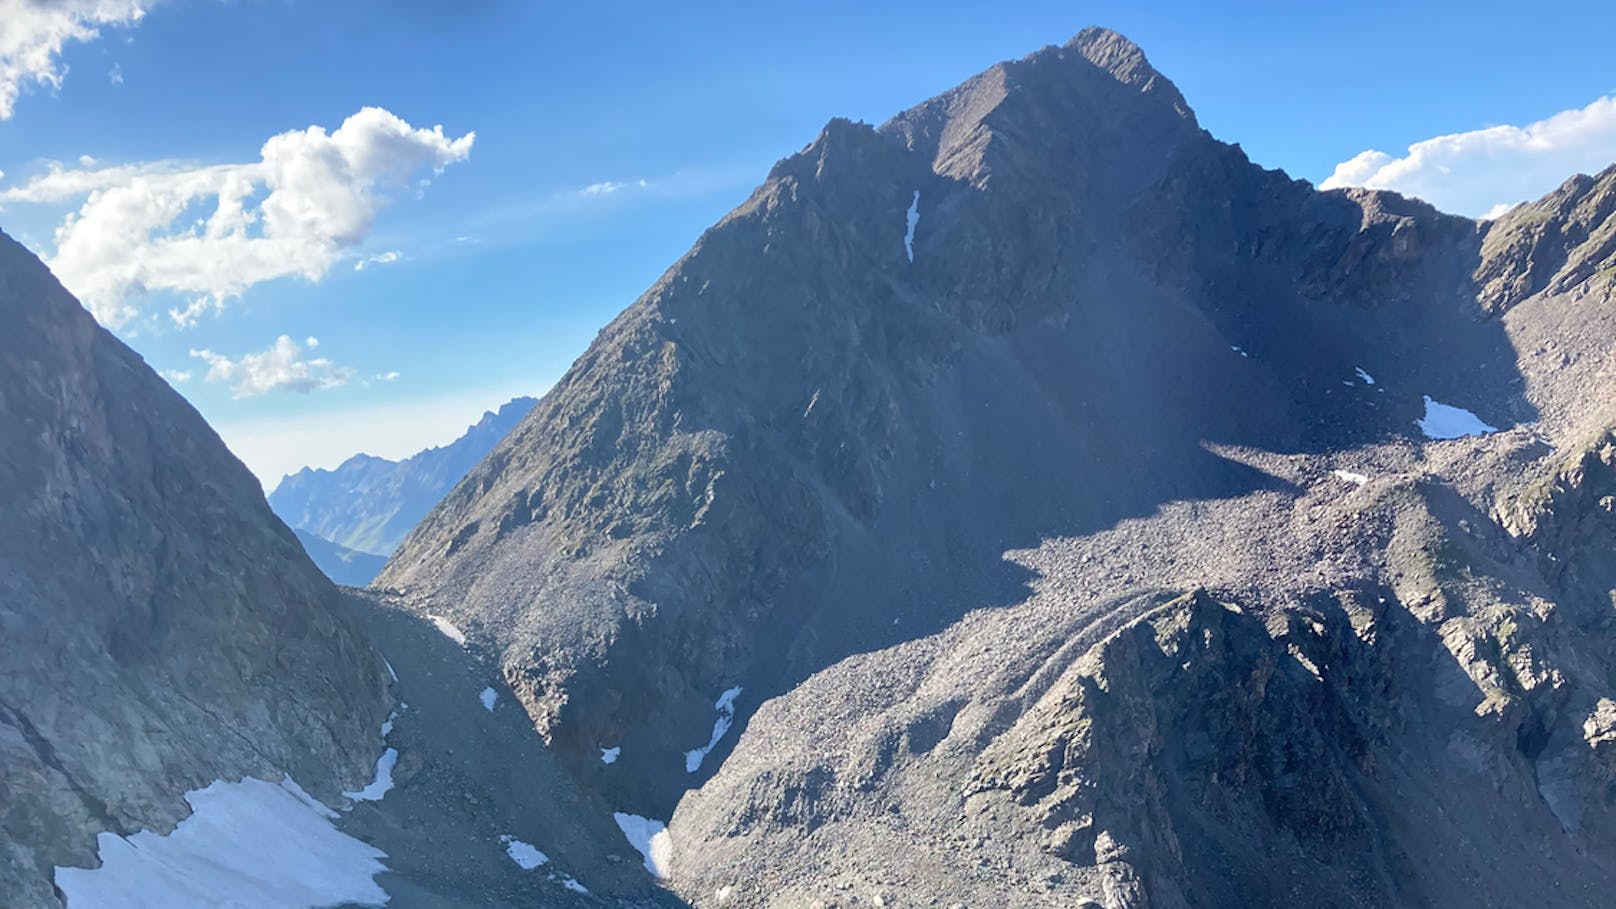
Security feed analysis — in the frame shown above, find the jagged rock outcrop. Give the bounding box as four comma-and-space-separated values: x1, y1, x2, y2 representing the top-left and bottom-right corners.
270, 396, 538, 562
380, 27, 1616, 906
0, 231, 391, 907
1478, 165, 1616, 313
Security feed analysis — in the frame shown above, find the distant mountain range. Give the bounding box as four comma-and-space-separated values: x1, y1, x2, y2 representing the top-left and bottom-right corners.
269, 396, 537, 584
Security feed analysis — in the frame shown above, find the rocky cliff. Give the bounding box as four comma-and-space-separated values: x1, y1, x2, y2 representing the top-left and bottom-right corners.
0, 230, 392, 907
378, 28, 1616, 907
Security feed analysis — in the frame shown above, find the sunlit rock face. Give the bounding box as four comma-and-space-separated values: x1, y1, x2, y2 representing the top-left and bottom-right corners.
0, 230, 390, 908
380, 27, 1616, 908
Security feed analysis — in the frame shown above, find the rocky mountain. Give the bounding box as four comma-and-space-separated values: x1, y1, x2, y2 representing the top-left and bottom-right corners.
0, 233, 672, 909
269, 396, 538, 573
380, 28, 1616, 908
0, 230, 392, 907
293, 528, 390, 587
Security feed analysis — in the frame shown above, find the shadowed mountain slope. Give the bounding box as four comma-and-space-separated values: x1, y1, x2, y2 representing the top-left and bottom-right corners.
0, 231, 392, 907
380, 29, 1616, 907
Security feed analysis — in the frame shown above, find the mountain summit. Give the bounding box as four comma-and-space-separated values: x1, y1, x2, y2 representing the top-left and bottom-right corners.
378, 28, 1616, 906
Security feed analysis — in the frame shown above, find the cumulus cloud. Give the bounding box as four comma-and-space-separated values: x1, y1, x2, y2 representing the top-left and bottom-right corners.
159, 368, 190, 384
189, 335, 356, 398
1320, 95, 1616, 218
0, 0, 147, 119
0, 106, 474, 327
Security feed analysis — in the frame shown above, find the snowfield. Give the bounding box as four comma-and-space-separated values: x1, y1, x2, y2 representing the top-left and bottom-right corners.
428, 615, 467, 646
343, 748, 398, 802
1416, 396, 1499, 439
499, 835, 549, 870
685, 685, 742, 773
904, 190, 920, 262
613, 812, 673, 879
54, 777, 389, 909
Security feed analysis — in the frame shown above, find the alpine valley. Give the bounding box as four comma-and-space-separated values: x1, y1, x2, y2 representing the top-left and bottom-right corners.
5, 27, 1616, 909
270, 396, 538, 585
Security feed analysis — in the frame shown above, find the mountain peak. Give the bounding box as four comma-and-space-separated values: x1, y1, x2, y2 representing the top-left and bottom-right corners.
488, 394, 540, 425
1064, 26, 1161, 85
879, 25, 1196, 186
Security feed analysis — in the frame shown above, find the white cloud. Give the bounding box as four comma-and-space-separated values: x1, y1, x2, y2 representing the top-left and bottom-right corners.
107, 62, 122, 85
1320, 95, 1616, 218
167, 296, 216, 328
353, 249, 401, 271
0, 107, 474, 328
0, 0, 147, 119
375, 370, 400, 381
0, 158, 176, 204
189, 334, 356, 398
159, 368, 190, 384
579, 178, 647, 197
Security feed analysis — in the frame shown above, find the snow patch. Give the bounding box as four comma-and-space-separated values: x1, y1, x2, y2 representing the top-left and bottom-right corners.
613, 812, 673, 879
1355, 367, 1376, 385
1416, 396, 1499, 440
684, 685, 742, 773
600, 746, 621, 765
380, 710, 397, 739
54, 777, 389, 909
479, 687, 497, 711
903, 190, 920, 263
1332, 470, 1369, 486
500, 835, 549, 870
343, 748, 398, 802
558, 875, 589, 894
429, 614, 467, 646
383, 658, 398, 683
1230, 345, 1248, 358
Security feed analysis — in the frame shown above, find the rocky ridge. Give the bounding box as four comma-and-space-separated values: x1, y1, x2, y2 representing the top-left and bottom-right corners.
0, 230, 392, 907
379, 28, 1616, 908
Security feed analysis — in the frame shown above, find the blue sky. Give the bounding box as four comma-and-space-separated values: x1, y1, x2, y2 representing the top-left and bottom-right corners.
2, 0, 1614, 486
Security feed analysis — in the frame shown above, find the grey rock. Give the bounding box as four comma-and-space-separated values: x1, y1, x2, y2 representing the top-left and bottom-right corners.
0, 230, 391, 906
378, 26, 1616, 908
